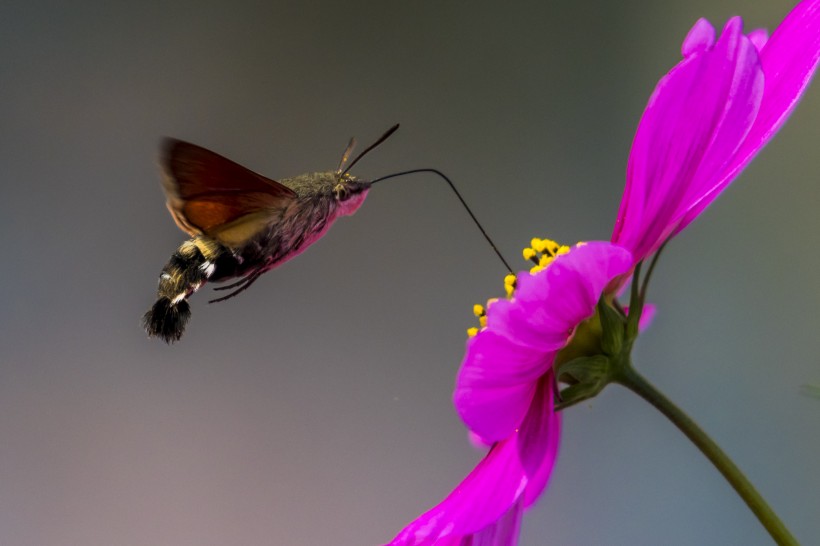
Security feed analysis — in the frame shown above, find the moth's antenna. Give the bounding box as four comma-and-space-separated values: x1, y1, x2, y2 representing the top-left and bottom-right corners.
341, 124, 400, 177
336, 137, 357, 174
371, 168, 514, 275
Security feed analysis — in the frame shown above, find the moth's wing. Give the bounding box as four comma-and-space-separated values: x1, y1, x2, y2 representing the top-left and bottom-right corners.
160, 138, 297, 247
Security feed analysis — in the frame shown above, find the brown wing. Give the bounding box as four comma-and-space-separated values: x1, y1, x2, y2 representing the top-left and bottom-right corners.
159, 138, 297, 245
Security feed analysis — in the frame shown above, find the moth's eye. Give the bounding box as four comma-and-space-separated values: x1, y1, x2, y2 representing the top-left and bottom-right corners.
333, 183, 348, 200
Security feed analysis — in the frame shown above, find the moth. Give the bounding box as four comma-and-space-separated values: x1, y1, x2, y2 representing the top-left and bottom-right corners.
143, 125, 399, 343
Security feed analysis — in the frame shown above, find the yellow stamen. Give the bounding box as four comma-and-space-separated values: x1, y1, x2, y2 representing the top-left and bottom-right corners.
468, 237, 577, 338
504, 274, 517, 298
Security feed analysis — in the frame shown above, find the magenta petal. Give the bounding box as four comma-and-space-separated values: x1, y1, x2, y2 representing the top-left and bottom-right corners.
468, 430, 492, 450
613, 19, 764, 261
506, 243, 635, 348
516, 377, 554, 477
456, 331, 542, 442
518, 374, 562, 507
455, 243, 632, 442
682, 18, 715, 57
681, 19, 762, 197
464, 498, 524, 546
747, 28, 769, 52
485, 297, 570, 354
681, 0, 820, 230
732, 0, 820, 170
489, 243, 634, 353
524, 410, 561, 507
386, 438, 527, 546
400, 498, 524, 546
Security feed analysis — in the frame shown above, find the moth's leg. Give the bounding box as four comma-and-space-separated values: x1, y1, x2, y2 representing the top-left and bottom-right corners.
208, 270, 263, 304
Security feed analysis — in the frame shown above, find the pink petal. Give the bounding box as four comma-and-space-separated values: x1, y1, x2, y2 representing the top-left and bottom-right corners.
682, 18, 716, 57
455, 243, 633, 442
516, 377, 554, 478
679, 0, 820, 231
523, 410, 561, 507
390, 378, 563, 545
463, 498, 524, 546
385, 438, 527, 545
613, 18, 764, 262
493, 243, 636, 352
518, 374, 562, 507
747, 28, 769, 52
468, 430, 492, 450
485, 297, 570, 354
401, 499, 524, 546
456, 331, 543, 443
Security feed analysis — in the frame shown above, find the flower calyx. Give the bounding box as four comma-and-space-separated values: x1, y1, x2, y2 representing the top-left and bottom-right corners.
555, 296, 629, 411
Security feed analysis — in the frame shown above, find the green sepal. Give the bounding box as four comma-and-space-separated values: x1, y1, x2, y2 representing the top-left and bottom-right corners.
597, 297, 625, 357
555, 355, 611, 410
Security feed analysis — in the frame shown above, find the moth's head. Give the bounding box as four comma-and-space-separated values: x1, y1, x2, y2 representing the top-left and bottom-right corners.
329, 124, 397, 216
332, 174, 371, 216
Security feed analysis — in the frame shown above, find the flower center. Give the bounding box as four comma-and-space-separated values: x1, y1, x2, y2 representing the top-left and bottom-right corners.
467, 238, 571, 337
524, 238, 571, 274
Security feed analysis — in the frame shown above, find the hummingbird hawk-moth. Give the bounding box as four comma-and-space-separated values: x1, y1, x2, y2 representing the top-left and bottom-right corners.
142, 125, 400, 343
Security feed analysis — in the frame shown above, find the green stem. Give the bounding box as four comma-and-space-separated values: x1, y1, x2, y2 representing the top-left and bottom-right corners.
626, 261, 643, 341
614, 364, 798, 545
640, 240, 667, 301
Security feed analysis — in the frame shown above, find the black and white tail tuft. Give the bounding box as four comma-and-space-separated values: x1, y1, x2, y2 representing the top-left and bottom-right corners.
142, 298, 192, 343
143, 237, 225, 343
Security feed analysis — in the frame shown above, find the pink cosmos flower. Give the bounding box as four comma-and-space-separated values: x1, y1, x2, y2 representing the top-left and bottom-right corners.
387, 3, 820, 544
388, 242, 633, 545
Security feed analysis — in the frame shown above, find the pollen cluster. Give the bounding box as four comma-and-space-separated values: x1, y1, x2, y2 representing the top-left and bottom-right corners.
467, 304, 487, 337
523, 238, 570, 274
467, 237, 571, 337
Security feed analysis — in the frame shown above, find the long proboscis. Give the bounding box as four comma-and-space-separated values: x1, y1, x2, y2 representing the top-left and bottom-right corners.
371, 168, 514, 274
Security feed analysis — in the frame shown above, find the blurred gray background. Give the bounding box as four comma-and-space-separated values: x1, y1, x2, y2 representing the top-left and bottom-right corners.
1, 1, 818, 544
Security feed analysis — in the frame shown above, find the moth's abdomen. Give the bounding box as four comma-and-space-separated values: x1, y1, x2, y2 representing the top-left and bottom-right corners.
142, 237, 227, 343
143, 298, 192, 344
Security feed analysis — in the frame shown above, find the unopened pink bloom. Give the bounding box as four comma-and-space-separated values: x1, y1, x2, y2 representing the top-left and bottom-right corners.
613, 3, 820, 262
388, 3, 820, 544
